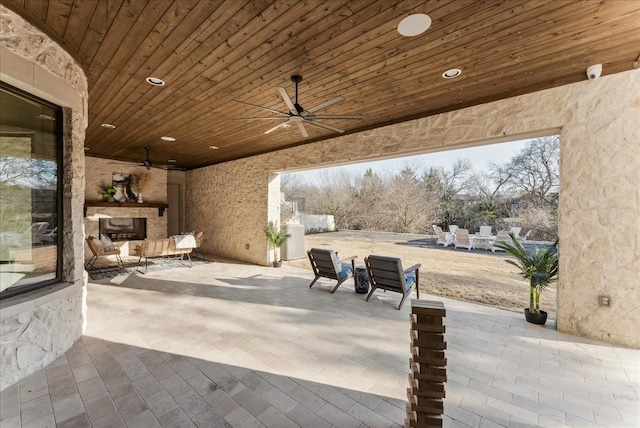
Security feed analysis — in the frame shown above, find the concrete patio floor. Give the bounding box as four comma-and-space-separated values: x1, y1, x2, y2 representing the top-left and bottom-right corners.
2, 260, 638, 427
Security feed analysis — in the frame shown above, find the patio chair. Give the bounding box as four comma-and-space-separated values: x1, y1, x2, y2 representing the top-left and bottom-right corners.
24, 222, 49, 245
307, 248, 357, 293
509, 227, 521, 239
85, 235, 124, 270
432, 225, 453, 247
454, 229, 473, 250
192, 231, 205, 258
491, 230, 512, 252
448, 225, 458, 235
478, 225, 492, 236
364, 255, 420, 310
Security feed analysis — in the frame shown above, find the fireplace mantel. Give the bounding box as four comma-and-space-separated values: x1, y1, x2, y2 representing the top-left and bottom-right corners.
84, 201, 169, 217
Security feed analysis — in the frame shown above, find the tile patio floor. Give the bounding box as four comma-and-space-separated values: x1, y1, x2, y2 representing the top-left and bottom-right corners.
1, 260, 638, 427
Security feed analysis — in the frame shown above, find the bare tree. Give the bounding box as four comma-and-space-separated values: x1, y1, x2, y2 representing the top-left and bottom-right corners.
490, 136, 559, 205
308, 169, 359, 229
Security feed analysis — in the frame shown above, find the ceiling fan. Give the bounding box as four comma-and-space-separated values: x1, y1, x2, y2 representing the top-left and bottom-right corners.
234, 75, 362, 137
109, 147, 184, 170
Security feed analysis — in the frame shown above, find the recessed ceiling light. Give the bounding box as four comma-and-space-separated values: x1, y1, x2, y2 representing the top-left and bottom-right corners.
397, 14, 432, 37
209, 146, 219, 150
442, 68, 462, 79
281, 123, 291, 129
145, 77, 165, 86
160, 136, 176, 142
101, 123, 116, 129
168, 159, 176, 163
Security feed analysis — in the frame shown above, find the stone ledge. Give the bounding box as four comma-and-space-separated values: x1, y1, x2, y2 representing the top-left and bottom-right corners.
0, 281, 83, 320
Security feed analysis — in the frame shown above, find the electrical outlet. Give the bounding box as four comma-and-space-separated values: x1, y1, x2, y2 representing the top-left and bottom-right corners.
598, 295, 611, 307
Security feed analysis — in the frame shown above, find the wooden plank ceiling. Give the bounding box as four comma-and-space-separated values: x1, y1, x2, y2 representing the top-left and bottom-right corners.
4, 0, 640, 170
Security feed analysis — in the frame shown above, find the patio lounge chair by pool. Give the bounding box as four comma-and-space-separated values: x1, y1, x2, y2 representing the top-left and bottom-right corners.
454, 229, 473, 250
433, 225, 453, 247
364, 255, 420, 310
307, 248, 357, 293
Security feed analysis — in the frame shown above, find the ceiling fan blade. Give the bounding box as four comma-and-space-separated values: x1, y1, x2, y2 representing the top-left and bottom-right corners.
306, 96, 344, 114
233, 116, 290, 120
264, 121, 290, 134
308, 115, 363, 120
278, 87, 297, 115
296, 122, 308, 137
304, 119, 344, 133
233, 99, 286, 115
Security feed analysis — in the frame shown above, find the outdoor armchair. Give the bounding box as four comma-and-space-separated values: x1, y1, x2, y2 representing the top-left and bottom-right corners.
85, 235, 124, 270
364, 255, 420, 310
307, 248, 357, 293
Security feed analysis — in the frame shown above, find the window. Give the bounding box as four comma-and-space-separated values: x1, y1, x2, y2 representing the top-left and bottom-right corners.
0, 83, 62, 298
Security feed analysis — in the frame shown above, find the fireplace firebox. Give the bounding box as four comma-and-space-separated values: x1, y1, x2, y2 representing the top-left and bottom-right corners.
99, 218, 147, 241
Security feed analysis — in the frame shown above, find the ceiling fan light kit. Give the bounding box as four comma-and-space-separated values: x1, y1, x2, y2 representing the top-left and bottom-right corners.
234, 75, 362, 138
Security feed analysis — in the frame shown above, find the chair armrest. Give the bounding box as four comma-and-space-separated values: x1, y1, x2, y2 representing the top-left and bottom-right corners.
338, 255, 357, 264
404, 263, 421, 274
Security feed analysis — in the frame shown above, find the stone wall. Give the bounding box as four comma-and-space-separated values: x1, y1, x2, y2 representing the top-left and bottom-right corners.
0, 283, 84, 390
0, 5, 88, 389
187, 70, 640, 347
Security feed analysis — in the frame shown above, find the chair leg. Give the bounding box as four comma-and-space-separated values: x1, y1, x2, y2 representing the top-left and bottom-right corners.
186, 252, 192, 268
308, 276, 320, 288
85, 255, 97, 270
136, 255, 148, 274
397, 292, 410, 310
115, 254, 125, 269
331, 277, 347, 294
365, 286, 377, 302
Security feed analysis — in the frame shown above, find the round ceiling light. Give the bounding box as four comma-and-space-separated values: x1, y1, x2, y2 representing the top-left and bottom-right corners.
209, 145, 219, 150
442, 68, 462, 79
101, 123, 116, 129
145, 77, 165, 86
160, 136, 176, 142
397, 14, 432, 37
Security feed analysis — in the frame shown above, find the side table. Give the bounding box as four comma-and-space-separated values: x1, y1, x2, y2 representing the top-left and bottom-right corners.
354, 266, 370, 294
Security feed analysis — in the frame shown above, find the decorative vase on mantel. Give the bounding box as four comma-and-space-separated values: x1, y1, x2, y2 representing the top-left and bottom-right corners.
137, 193, 143, 203
106, 196, 115, 203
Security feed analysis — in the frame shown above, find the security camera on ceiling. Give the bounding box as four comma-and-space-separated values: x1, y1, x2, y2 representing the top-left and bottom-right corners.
586, 64, 602, 80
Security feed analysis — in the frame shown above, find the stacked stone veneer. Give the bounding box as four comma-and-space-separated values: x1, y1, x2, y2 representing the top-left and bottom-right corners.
187, 70, 640, 347
1, 5, 88, 389
84, 157, 168, 257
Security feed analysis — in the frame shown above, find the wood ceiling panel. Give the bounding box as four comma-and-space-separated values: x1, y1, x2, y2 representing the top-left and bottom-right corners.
23, 0, 47, 21
62, 0, 98, 54
2, 0, 639, 169
44, 0, 72, 37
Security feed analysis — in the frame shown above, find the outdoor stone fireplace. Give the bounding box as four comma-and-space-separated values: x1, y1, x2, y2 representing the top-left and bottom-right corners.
99, 218, 147, 241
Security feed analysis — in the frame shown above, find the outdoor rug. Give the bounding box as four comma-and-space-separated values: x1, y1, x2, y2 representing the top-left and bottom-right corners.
88, 257, 211, 280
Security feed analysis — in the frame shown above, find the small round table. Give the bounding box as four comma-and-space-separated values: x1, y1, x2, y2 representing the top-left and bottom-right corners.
354, 266, 370, 294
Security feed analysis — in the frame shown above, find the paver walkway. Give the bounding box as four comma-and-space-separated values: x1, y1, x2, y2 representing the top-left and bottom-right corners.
1, 261, 638, 427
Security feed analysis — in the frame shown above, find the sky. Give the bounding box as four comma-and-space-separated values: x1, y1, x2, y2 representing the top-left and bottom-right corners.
285, 138, 531, 185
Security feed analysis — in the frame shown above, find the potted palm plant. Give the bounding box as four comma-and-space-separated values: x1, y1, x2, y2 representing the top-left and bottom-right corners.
264, 221, 291, 267
495, 233, 558, 325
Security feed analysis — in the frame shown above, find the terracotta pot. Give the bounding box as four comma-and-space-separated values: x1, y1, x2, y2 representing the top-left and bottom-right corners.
272, 261, 282, 268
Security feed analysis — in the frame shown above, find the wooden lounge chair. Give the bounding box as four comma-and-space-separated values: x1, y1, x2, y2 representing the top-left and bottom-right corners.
364, 255, 420, 310
491, 230, 511, 252
307, 248, 357, 293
